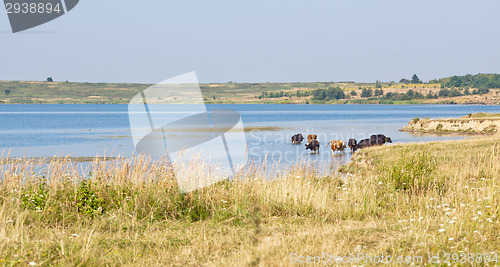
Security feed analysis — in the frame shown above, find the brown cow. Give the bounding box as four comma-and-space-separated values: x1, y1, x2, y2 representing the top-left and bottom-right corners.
348, 139, 357, 152
326, 140, 346, 156
307, 134, 318, 143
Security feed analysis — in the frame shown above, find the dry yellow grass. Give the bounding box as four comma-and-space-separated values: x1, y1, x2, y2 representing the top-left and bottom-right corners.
0, 136, 499, 265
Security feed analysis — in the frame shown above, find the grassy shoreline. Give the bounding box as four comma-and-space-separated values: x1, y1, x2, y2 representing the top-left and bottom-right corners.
0, 135, 499, 265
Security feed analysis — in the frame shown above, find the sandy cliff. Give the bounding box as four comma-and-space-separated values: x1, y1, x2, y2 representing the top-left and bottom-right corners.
400, 113, 500, 134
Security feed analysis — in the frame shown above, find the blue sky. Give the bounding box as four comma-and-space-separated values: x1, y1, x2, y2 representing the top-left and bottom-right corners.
1, 0, 499, 83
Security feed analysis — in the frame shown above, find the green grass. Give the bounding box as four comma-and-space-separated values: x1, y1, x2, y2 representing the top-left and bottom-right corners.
0, 136, 499, 265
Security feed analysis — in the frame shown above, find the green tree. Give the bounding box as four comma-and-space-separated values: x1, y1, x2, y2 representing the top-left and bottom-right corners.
326, 86, 346, 100
411, 74, 421, 84
449, 89, 463, 97
438, 89, 449, 97
361, 88, 373, 98
406, 89, 414, 98
312, 89, 327, 100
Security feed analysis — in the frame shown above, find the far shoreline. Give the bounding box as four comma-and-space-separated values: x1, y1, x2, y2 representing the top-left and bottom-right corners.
1, 77, 500, 105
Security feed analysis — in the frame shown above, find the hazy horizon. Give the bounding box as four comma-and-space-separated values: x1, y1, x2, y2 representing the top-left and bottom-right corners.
1, 72, 498, 85
2, 0, 500, 84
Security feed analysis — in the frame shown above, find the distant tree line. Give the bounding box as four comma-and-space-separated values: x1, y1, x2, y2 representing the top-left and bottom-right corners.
439, 74, 500, 90
311, 86, 346, 101
359, 88, 384, 97
368, 87, 488, 101
259, 89, 313, 99
400, 74, 422, 84
257, 73, 496, 101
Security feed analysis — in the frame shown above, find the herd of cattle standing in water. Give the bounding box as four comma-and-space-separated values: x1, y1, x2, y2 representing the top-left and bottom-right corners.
291, 133, 392, 155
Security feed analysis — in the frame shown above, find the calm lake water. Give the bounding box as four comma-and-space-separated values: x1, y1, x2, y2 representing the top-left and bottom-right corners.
1, 104, 499, 173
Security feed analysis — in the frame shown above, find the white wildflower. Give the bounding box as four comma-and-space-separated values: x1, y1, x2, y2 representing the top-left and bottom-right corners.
438, 229, 446, 232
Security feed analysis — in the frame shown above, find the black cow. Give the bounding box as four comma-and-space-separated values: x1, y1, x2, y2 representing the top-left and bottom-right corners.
348, 138, 370, 152
305, 139, 320, 153
291, 134, 304, 144
349, 135, 392, 152
370, 134, 392, 145
356, 139, 372, 149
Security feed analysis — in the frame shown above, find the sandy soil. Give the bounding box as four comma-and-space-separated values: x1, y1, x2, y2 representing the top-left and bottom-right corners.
400, 113, 500, 134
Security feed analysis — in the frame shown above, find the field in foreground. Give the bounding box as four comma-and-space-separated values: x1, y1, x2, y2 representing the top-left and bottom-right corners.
0, 137, 499, 266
